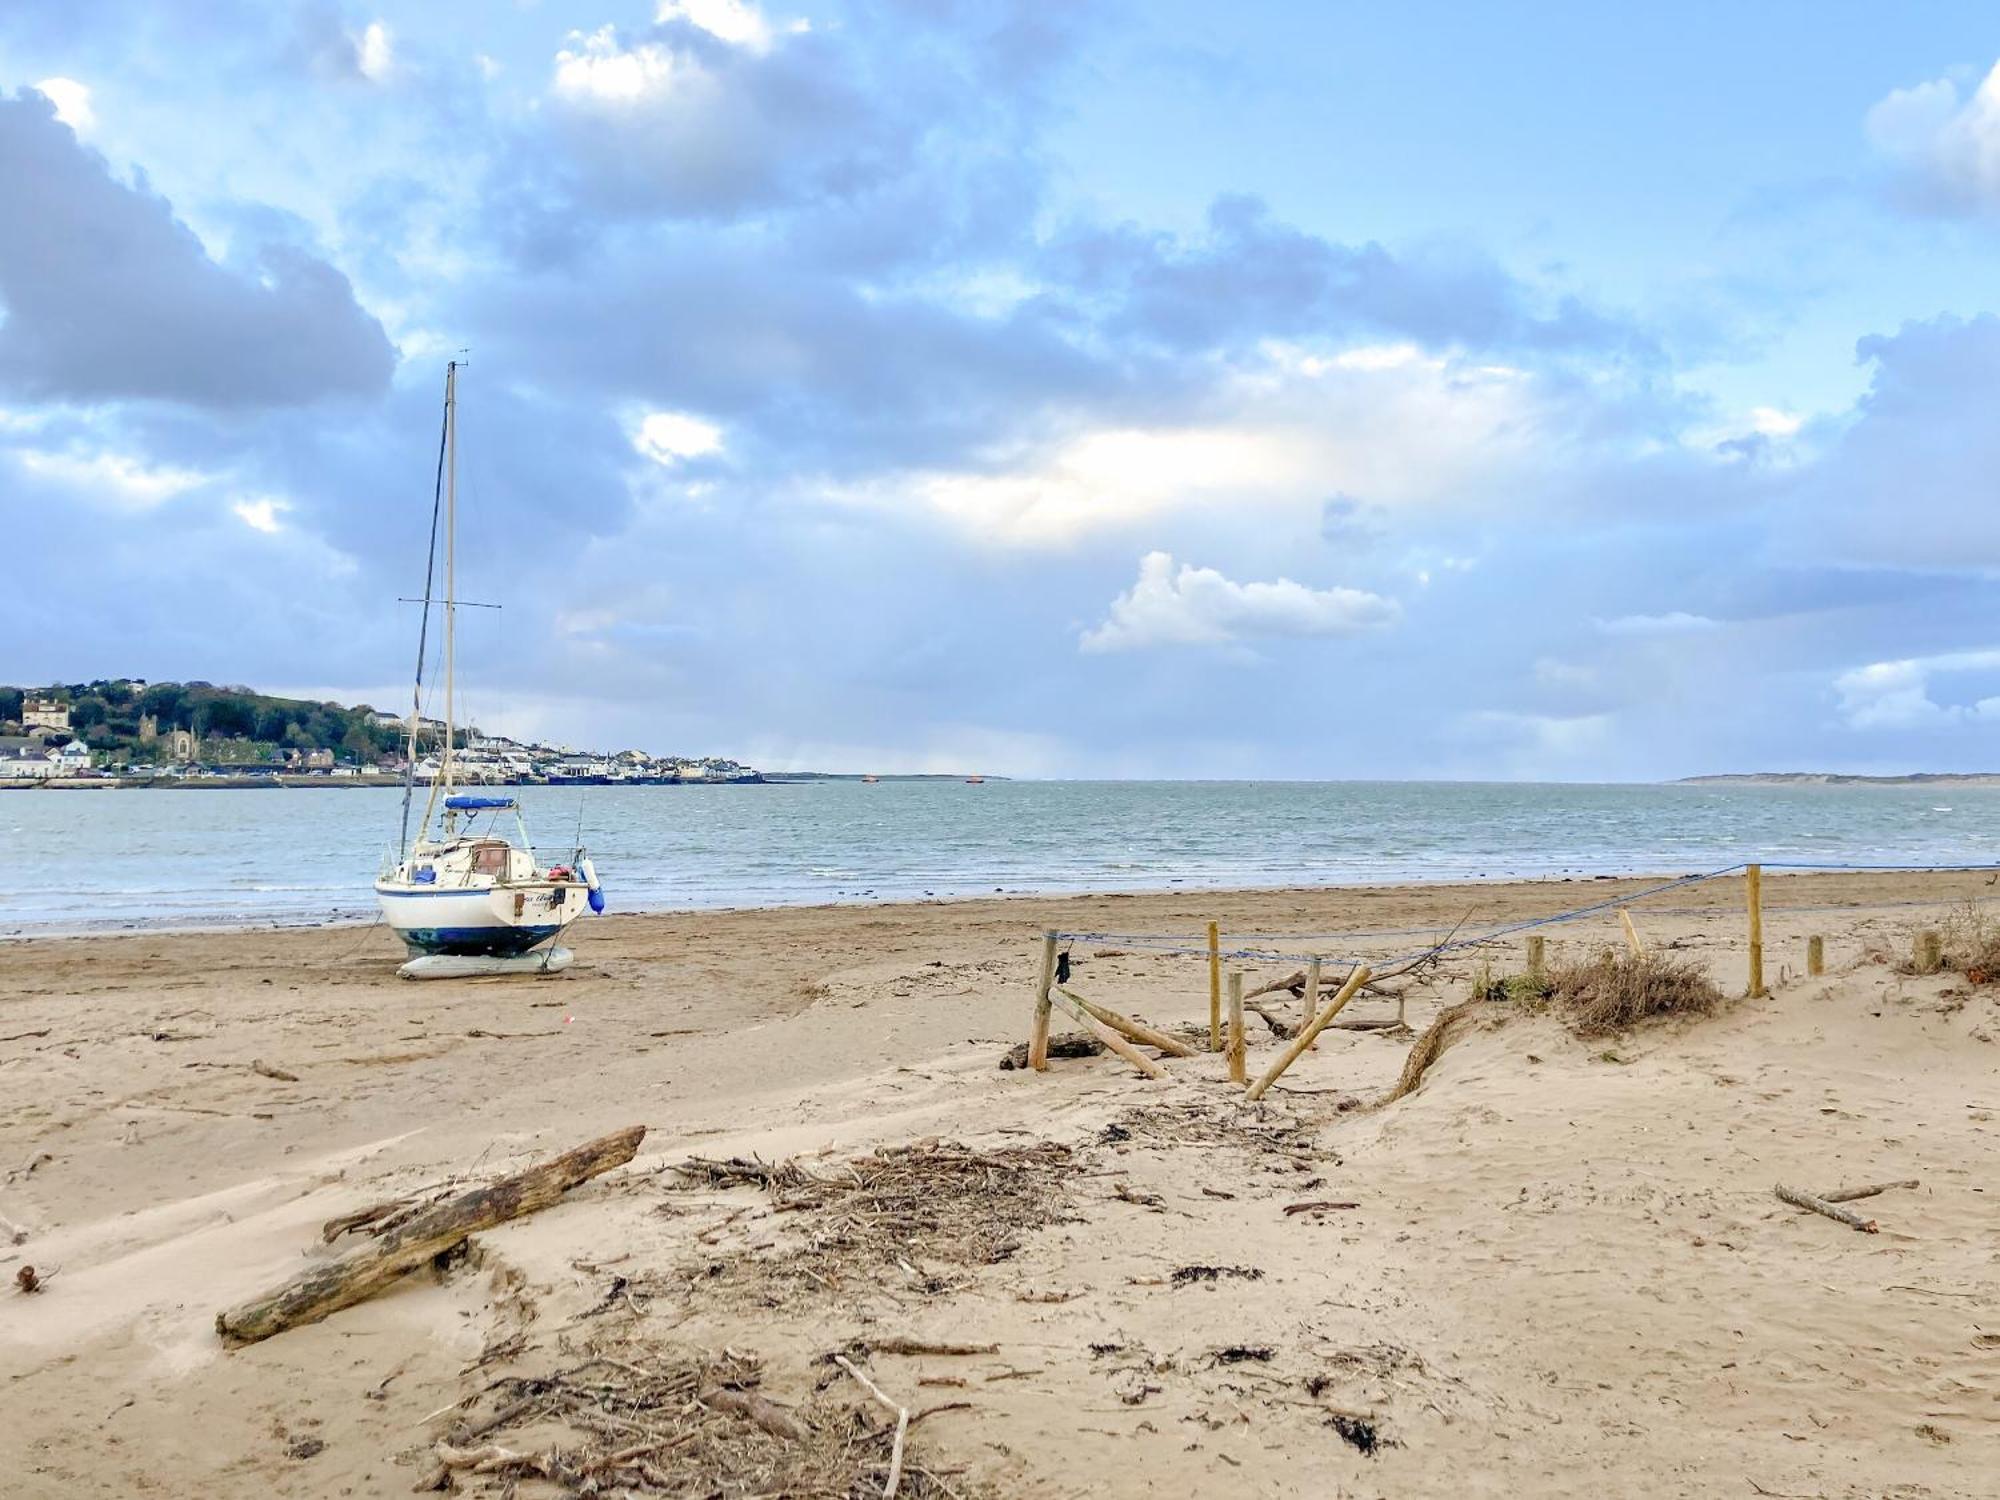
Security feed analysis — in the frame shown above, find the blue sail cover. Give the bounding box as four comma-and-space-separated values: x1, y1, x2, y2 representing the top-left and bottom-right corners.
445, 795, 516, 810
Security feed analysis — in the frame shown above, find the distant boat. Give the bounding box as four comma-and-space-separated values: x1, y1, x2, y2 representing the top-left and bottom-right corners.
964, 775, 985, 784
373, 361, 603, 969
862, 775, 880, 784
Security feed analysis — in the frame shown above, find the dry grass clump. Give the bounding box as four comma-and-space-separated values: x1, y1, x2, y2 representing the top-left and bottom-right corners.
1541, 950, 1724, 1035
1922, 902, 2000, 983
669, 1140, 1075, 1301
417, 1343, 981, 1497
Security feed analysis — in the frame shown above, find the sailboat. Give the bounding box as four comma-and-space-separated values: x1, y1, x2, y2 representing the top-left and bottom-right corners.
374, 361, 602, 977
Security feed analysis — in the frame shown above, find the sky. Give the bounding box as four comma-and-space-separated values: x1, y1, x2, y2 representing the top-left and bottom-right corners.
4, 2, 2000, 780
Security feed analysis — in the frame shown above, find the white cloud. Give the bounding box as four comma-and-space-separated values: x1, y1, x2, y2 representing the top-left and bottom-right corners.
1080, 551, 1399, 654
1748, 406, 1803, 438
1865, 61, 2000, 211
554, 28, 680, 105
634, 410, 724, 464
913, 425, 1311, 544
32, 77, 94, 132
1596, 611, 1720, 636
16, 447, 206, 508
658, 0, 773, 51
1833, 648, 2000, 730
827, 346, 1542, 547
231, 496, 290, 534
356, 22, 394, 83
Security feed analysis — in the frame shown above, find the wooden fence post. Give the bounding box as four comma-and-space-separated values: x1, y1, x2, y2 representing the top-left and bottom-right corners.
1806, 935, 1824, 977
1060, 987, 1198, 1057
1526, 934, 1546, 982
1915, 929, 1942, 975
1051, 990, 1165, 1080
1207, 921, 1222, 1052
1227, 972, 1246, 1085
1746, 864, 1766, 997
1619, 909, 1646, 958
1246, 966, 1371, 1102
1028, 932, 1057, 1071
1301, 957, 1321, 1036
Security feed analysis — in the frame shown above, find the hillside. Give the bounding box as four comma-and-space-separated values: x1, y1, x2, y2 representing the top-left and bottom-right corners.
2, 680, 410, 766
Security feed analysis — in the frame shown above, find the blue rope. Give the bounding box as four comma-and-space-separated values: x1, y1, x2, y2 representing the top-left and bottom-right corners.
1757, 860, 2000, 872
1052, 859, 2000, 971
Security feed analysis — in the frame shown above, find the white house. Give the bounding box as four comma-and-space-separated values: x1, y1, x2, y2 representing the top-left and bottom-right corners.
21, 697, 69, 733
0, 735, 86, 778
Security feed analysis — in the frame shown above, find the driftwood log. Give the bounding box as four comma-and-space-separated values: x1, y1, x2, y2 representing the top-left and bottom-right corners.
1774, 1182, 1879, 1233
1819, 1178, 1919, 1203
1243, 1001, 1403, 1039
1244, 969, 1404, 1004
217, 1125, 646, 1345
700, 1387, 809, 1442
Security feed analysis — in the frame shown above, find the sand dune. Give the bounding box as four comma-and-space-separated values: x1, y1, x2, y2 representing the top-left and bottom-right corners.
1, 871, 1995, 1496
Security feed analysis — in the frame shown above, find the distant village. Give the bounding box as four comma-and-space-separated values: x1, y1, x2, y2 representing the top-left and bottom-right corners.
0, 683, 763, 788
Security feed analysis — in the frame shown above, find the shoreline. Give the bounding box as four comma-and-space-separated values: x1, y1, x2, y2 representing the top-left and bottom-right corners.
0, 865, 1759, 945
1, 861, 1988, 947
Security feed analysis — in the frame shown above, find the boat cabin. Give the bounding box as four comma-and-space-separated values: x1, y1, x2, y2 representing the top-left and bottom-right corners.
410, 837, 538, 886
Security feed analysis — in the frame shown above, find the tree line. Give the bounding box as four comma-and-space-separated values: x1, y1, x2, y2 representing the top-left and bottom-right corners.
1, 680, 438, 764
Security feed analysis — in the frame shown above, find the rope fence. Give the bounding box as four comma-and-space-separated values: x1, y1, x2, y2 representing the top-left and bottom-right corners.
1022, 858, 1996, 1093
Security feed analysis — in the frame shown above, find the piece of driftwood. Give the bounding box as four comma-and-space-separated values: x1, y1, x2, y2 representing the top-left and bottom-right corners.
251, 1059, 300, 1082
1243, 1000, 1293, 1036
217, 1125, 646, 1344
1775, 1182, 1878, 1233
999, 1032, 1102, 1069
1051, 992, 1165, 1079
866, 1337, 999, 1356
409, 1394, 549, 1490
701, 1387, 809, 1442
1245, 1001, 1401, 1039
1057, 988, 1197, 1058
1244, 970, 1405, 1004
834, 1355, 910, 1500
1818, 1178, 1919, 1203
434, 1442, 547, 1478
1245, 967, 1371, 1102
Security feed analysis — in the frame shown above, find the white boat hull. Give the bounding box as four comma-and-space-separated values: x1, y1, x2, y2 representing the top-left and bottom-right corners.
375, 879, 590, 957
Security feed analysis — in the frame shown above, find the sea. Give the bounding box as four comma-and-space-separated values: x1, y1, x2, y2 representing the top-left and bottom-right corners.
5, 778, 2000, 937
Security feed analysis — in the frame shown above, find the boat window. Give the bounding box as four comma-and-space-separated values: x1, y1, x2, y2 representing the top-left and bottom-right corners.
472, 843, 508, 875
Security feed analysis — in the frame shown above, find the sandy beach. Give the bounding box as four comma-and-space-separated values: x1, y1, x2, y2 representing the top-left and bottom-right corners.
2, 870, 1995, 1497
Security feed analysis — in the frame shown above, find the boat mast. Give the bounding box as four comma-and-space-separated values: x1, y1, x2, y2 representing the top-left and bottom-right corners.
398, 362, 452, 862
441, 360, 458, 799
